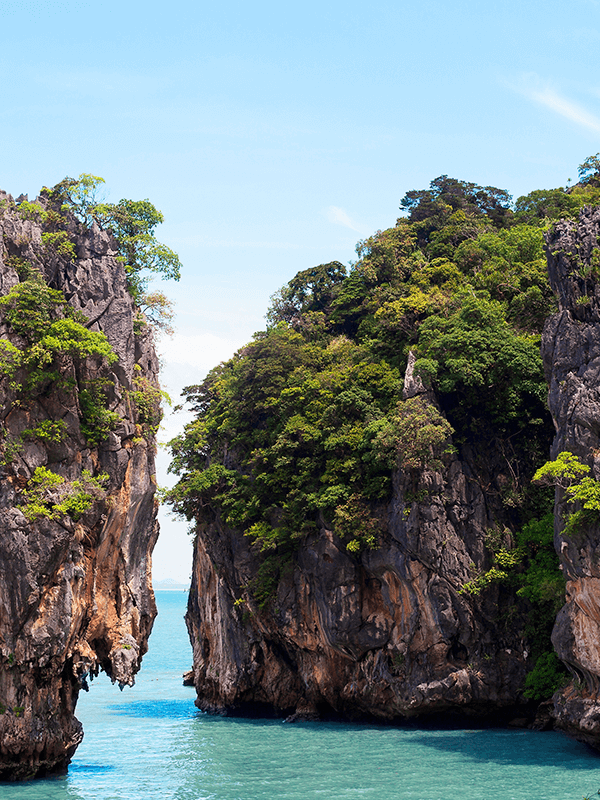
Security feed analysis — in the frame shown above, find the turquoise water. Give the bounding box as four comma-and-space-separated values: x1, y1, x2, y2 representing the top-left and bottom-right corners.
2, 592, 600, 799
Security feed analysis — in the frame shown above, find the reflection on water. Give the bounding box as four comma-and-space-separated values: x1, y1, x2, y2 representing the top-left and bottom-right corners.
1, 592, 600, 800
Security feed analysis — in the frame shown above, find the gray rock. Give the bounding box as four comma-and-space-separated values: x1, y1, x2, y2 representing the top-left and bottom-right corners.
185, 371, 534, 722
0, 192, 161, 779
542, 206, 600, 749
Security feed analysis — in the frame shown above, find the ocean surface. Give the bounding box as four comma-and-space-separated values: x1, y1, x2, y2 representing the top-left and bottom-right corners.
3, 591, 600, 800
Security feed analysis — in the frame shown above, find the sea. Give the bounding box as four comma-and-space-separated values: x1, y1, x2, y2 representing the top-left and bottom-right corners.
2, 590, 600, 800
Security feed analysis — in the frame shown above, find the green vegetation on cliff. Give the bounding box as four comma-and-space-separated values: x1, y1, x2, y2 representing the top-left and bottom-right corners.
168, 159, 600, 695
168, 173, 587, 540
0, 177, 178, 458
0, 258, 120, 448
50, 174, 180, 334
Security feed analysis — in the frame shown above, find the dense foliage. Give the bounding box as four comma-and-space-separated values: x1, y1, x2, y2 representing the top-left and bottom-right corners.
460, 511, 568, 699
0, 179, 172, 458
0, 258, 120, 451
168, 159, 600, 693
168, 173, 584, 543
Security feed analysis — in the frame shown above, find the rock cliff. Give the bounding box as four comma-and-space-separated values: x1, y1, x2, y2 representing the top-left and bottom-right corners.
185, 356, 543, 722
0, 190, 160, 779
543, 206, 600, 748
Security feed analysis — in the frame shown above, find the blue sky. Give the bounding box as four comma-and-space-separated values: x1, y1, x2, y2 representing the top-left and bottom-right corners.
3, 0, 600, 580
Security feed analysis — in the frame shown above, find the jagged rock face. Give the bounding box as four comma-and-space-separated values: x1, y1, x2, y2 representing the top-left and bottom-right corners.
186, 359, 533, 722
0, 191, 160, 779
543, 206, 600, 748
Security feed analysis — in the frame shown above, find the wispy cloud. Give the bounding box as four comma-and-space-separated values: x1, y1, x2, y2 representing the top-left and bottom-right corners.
511, 74, 600, 133
326, 205, 363, 233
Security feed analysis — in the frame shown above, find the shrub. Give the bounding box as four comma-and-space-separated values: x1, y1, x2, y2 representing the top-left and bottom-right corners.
19, 466, 108, 522
131, 370, 165, 436
41, 231, 76, 261
533, 452, 600, 537
21, 420, 67, 443
523, 651, 568, 700
78, 381, 121, 447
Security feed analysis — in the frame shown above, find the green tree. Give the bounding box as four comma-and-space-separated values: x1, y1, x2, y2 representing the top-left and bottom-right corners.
414, 292, 547, 430
400, 175, 512, 233
513, 188, 581, 224
51, 173, 106, 225
51, 175, 182, 304
267, 261, 347, 326
533, 452, 600, 537
90, 198, 181, 300
578, 153, 600, 186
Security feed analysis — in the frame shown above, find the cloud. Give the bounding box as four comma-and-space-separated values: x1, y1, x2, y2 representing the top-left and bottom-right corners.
326, 205, 363, 233
512, 74, 600, 133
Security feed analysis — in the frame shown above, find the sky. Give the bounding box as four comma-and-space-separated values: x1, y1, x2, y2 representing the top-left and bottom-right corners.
2, 0, 600, 581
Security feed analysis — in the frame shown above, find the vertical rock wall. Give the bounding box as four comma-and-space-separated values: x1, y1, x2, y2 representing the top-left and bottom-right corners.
185, 361, 536, 722
0, 191, 160, 779
543, 206, 600, 748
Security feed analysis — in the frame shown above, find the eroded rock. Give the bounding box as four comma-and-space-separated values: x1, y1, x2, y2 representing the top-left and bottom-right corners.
185, 391, 537, 723
0, 191, 160, 779
542, 206, 600, 749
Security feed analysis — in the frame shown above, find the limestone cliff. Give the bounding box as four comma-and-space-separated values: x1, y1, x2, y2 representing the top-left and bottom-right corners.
0, 190, 160, 779
543, 206, 600, 748
185, 357, 540, 722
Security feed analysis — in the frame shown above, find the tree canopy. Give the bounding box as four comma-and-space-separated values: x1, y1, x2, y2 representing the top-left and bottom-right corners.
166, 161, 600, 553
166, 158, 600, 692
48, 174, 182, 307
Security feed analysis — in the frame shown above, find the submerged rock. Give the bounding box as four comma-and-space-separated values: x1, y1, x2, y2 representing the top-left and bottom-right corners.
0, 190, 161, 779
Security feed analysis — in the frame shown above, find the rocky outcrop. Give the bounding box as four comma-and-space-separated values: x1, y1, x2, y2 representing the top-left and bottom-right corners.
0, 191, 160, 779
186, 359, 540, 723
543, 206, 600, 748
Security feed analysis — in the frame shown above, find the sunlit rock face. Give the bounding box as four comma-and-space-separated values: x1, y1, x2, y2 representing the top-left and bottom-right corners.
185, 358, 535, 725
543, 206, 600, 749
0, 191, 160, 779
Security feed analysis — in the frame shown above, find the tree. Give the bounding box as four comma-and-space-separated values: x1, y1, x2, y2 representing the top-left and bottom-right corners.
90, 198, 181, 300
51, 176, 182, 303
578, 153, 600, 186
138, 290, 175, 336
415, 292, 548, 430
400, 175, 512, 228
267, 261, 346, 326
51, 173, 106, 225
513, 188, 581, 224
533, 452, 600, 537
